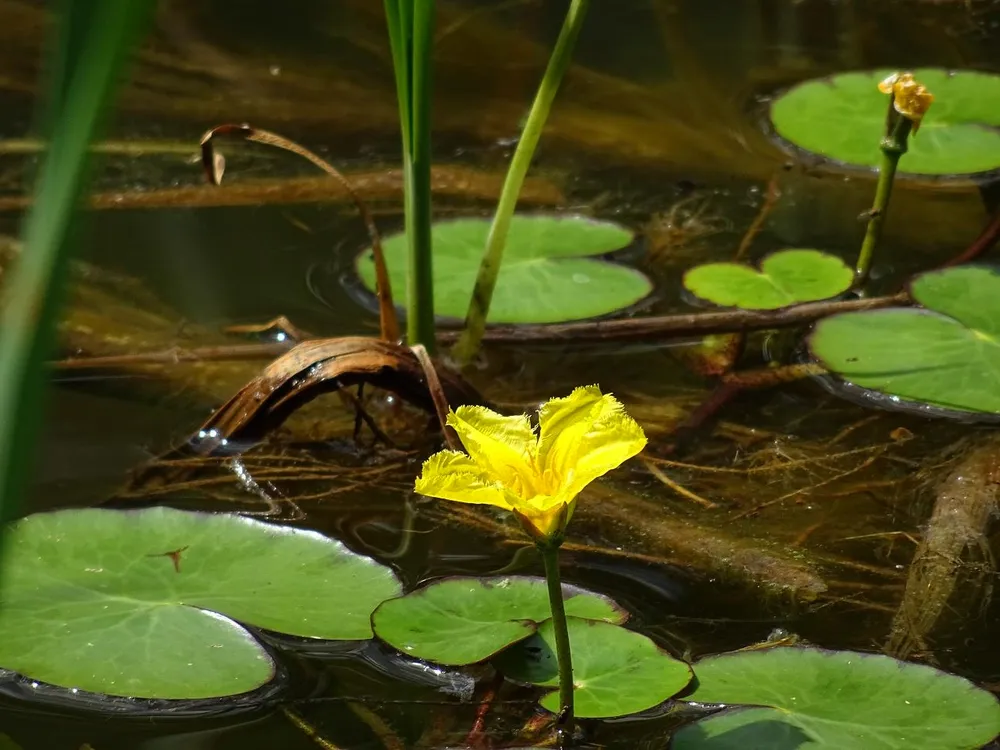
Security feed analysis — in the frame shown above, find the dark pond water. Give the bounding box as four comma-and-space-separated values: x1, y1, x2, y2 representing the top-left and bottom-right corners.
1, 0, 1000, 747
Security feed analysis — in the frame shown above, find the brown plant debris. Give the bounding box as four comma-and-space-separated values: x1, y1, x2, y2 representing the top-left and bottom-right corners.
885, 434, 1000, 661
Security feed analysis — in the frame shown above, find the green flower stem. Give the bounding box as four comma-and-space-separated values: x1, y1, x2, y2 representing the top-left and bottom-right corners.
384, 0, 436, 351
451, 0, 590, 366
854, 112, 913, 286
539, 541, 575, 741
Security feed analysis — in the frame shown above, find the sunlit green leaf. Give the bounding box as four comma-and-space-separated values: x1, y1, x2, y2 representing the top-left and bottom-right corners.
770, 68, 1000, 176
494, 617, 692, 718
0, 507, 401, 699
372, 576, 625, 666
673, 647, 1000, 749
810, 265, 1000, 414
355, 215, 650, 323
683, 249, 852, 310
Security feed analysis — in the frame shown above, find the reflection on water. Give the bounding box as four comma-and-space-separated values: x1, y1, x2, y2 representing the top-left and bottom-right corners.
0, 0, 999, 747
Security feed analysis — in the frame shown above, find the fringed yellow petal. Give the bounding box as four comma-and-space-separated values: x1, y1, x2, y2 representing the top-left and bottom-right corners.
414, 450, 513, 510
447, 406, 538, 491
536, 386, 646, 498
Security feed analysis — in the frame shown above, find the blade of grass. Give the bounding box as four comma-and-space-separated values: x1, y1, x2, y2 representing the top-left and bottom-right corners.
451, 0, 590, 366
0, 1, 152, 529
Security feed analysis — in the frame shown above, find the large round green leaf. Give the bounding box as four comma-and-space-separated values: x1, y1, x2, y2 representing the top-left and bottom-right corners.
0, 507, 402, 699
810, 265, 1000, 414
683, 249, 852, 310
371, 576, 625, 666
672, 647, 1000, 749
770, 68, 1000, 176
494, 617, 692, 718
354, 215, 651, 324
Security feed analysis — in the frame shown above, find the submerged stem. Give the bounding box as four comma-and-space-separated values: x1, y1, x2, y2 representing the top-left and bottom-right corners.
451, 0, 590, 366
540, 542, 575, 744
854, 112, 913, 286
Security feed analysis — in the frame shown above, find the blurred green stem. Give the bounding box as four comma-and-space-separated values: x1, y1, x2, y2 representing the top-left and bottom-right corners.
854, 111, 913, 286
384, 0, 436, 351
0, 2, 150, 529
451, 0, 590, 366
540, 541, 575, 743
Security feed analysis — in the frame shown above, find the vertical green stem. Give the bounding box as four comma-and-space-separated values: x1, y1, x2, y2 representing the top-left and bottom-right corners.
540, 542, 575, 741
409, 0, 436, 351
0, 1, 150, 529
384, 0, 436, 352
854, 114, 913, 286
451, 0, 590, 366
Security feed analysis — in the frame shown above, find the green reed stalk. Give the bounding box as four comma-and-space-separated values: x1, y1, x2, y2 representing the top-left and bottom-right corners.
854, 109, 913, 286
451, 0, 590, 367
384, 0, 437, 352
539, 541, 575, 742
0, 1, 151, 529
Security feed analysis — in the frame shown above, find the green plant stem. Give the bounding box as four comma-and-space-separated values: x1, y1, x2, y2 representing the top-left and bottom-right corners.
539, 541, 575, 742
0, 2, 150, 530
451, 0, 590, 366
854, 113, 913, 286
384, 0, 436, 351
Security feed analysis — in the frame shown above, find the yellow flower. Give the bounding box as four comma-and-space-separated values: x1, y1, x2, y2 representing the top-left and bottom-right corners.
878, 72, 934, 134
414, 385, 647, 543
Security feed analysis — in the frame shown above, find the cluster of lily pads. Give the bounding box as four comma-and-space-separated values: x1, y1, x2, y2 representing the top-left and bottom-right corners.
1, 505, 998, 748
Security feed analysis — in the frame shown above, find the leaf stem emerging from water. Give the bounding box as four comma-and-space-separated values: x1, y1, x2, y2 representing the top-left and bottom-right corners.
451, 0, 590, 367
540, 541, 575, 745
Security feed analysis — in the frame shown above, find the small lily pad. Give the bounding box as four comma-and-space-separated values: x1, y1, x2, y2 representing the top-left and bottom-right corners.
810, 265, 1000, 414
0, 507, 402, 699
672, 647, 1000, 749
770, 68, 1000, 176
683, 249, 852, 310
371, 576, 625, 666
354, 215, 652, 324
494, 617, 692, 718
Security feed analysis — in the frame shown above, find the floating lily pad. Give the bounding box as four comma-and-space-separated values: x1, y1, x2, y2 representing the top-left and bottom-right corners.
0, 507, 401, 699
354, 215, 652, 324
494, 617, 692, 718
684, 250, 852, 311
672, 647, 1000, 749
811, 265, 1000, 414
770, 68, 1000, 176
371, 576, 626, 666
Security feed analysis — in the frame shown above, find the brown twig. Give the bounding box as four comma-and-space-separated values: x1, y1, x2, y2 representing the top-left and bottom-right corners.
939, 206, 1000, 268
410, 344, 460, 449
643, 457, 719, 509
200, 123, 400, 342
50, 342, 292, 370
443, 292, 909, 346
463, 671, 505, 750
735, 171, 782, 261
282, 707, 343, 750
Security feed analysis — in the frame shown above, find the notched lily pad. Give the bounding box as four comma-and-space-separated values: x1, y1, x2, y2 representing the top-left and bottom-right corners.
672, 647, 1000, 749
811, 265, 1000, 415
0, 507, 401, 699
770, 68, 1000, 176
371, 576, 626, 666
354, 215, 653, 324
683, 249, 852, 310
494, 617, 692, 718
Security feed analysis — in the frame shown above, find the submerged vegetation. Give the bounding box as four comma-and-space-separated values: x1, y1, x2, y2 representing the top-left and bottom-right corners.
1, 2, 1000, 749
